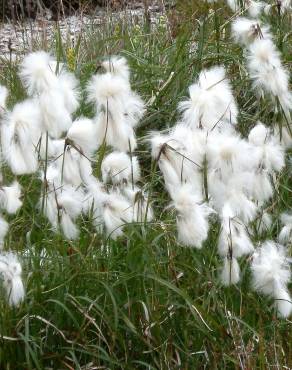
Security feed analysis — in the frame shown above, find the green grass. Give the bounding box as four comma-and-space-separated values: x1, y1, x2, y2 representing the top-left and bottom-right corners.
0, 1, 292, 368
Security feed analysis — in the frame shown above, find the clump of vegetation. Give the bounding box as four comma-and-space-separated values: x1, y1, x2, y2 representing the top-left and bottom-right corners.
0, 0, 291, 368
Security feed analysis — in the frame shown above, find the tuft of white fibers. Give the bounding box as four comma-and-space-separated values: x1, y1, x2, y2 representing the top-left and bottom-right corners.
256, 211, 272, 234
207, 132, 250, 180
1, 99, 42, 174
247, 38, 292, 115
124, 91, 146, 128
102, 56, 130, 83
221, 257, 241, 286
0, 252, 25, 306
276, 0, 292, 13
85, 177, 107, 231
150, 128, 203, 193
19, 51, 58, 95
248, 123, 285, 173
101, 191, 133, 239
172, 184, 213, 249
87, 72, 129, 109
251, 241, 292, 318
226, 0, 239, 11
57, 71, 80, 115
87, 72, 137, 151
41, 184, 84, 240
66, 118, 99, 155
218, 204, 254, 258
54, 144, 93, 187
279, 213, 292, 245
0, 85, 8, 114
247, 0, 266, 18
232, 18, 271, 46
86, 178, 133, 238
0, 181, 22, 214
0, 216, 9, 247
39, 88, 72, 139
101, 151, 140, 186
179, 66, 238, 131
122, 185, 153, 222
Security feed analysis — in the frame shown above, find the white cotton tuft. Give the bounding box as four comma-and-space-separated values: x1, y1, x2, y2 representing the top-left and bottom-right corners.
101, 151, 140, 185
41, 184, 84, 240
39, 89, 72, 139
57, 71, 80, 115
66, 118, 99, 155
279, 213, 292, 244
251, 241, 292, 318
87, 72, 137, 151
0, 85, 8, 113
1, 99, 42, 174
247, 38, 292, 116
221, 257, 241, 286
0, 216, 9, 247
172, 184, 213, 249
218, 212, 254, 258
19, 51, 58, 95
226, 0, 238, 11
275, 288, 292, 318
101, 56, 130, 82
54, 144, 93, 187
101, 191, 133, 239
1, 181, 22, 214
179, 66, 238, 131
248, 123, 285, 173
247, 0, 266, 18
232, 18, 270, 46
248, 122, 268, 146
122, 185, 153, 223
87, 72, 129, 108
0, 253, 25, 306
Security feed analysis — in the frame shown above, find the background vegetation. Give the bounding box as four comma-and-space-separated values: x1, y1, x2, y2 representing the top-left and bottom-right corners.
0, 0, 291, 368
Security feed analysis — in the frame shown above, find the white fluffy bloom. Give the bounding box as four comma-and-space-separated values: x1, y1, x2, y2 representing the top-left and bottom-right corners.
218, 204, 254, 258
248, 123, 285, 172
251, 241, 292, 318
57, 71, 80, 115
221, 257, 241, 286
101, 191, 133, 239
0, 181, 22, 214
0, 253, 25, 306
150, 128, 203, 193
279, 213, 292, 244
232, 18, 271, 46
54, 144, 93, 187
122, 185, 153, 223
172, 184, 213, 249
102, 56, 130, 83
85, 178, 107, 231
39, 88, 72, 139
0, 85, 8, 114
86, 177, 135, 238
87, 73, 137, 151
19, 51, 58, 95
1, 99, 42, 174
0, 216, 9, 247
179, 66, 238, 131
66, 118, 99, 155
247, 38, 292, 116
101, 152, 140, 185
247, 0, 266, 18
41, 184, 84, 240
226, 0, 239, 11
207, 132, 250, 179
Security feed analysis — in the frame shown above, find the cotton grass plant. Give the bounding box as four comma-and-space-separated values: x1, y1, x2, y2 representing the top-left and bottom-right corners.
0, 0, 291, 367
